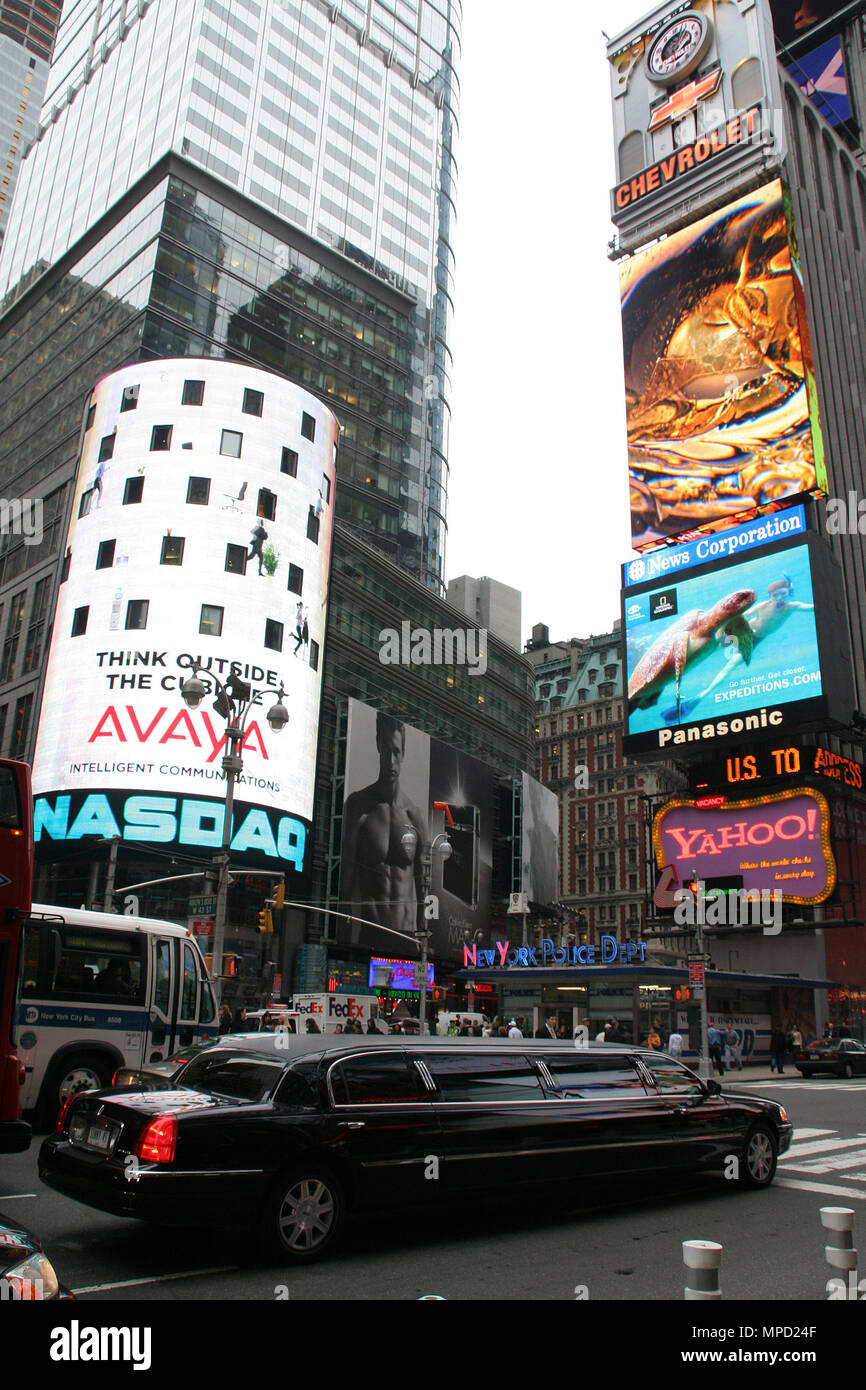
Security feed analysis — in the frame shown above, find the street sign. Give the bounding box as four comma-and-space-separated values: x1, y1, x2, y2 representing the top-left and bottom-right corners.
189, 917, 215, 937
688, 956, 705, 997
414, 962, 428, 988
189, 896, 217, 915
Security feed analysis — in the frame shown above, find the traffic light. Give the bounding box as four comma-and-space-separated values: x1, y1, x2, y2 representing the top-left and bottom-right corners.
674, 986, 691, 1002
222, 954, 241, 977
272, 882, 285, 910
257, 908, 273, 934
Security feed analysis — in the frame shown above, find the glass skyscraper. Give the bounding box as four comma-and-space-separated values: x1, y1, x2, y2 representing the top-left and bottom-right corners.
0, 1, 62, 245
0, 0, 458, 588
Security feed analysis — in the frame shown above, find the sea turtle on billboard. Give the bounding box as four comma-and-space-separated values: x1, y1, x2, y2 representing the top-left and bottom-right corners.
628, 589, 756, 721
662, 576, 815, 723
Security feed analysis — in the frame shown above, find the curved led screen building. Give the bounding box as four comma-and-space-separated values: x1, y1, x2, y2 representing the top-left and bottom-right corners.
32, 360, 338, 880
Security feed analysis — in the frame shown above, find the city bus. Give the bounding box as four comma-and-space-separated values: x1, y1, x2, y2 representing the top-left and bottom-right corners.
0, 759, 34, 1153
17, 904, 219, 1128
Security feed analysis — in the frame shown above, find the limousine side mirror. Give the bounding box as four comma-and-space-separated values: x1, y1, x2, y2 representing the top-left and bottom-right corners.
706, 1079, 722, 1096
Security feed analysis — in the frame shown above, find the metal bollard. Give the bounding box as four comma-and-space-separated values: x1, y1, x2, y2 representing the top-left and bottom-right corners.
683, 1240, 723, 1300
821, 1207, 858, 1301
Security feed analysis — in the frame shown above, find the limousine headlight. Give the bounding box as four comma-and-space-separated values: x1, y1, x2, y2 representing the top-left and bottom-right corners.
2, 1251, 60, 1300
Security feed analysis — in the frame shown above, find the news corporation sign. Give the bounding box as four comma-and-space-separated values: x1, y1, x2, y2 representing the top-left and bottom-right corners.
31, 360, 338, 878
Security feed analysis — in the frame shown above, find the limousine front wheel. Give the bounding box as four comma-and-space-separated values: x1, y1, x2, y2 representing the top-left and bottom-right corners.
740, 1124, 778, 1188
260, 1167, 344, 1262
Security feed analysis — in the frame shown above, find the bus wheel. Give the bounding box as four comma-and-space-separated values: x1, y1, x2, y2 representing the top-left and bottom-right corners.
36, 1053, 114, 1131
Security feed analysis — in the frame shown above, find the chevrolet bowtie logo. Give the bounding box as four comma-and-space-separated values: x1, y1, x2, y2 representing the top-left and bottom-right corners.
648, 68, 723, 132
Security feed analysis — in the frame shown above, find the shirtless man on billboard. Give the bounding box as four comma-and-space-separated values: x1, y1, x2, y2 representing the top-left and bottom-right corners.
342, 713, 429, 945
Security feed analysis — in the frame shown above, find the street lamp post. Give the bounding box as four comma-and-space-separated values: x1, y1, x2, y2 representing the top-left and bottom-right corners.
180, 665, 289, 1002
418, 832, 451, 1034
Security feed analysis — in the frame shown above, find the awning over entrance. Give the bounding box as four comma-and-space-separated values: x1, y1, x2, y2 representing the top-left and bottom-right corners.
456, 965, 837, 990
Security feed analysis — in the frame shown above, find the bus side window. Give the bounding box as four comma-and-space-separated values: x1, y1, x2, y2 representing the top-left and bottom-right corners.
20, 923, 40, 995
154, 941, 171, 1014
180, 944, 197, 1022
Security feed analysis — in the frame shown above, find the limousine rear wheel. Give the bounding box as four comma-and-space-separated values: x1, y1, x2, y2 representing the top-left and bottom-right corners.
260, 1166, 344, 1262
740, 1123, 777, 1188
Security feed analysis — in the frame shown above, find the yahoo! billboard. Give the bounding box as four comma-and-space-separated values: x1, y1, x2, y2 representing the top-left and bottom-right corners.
653, 788, 835, 905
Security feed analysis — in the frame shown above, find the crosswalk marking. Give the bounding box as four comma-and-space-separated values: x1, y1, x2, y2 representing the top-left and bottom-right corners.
776, 1177, 866, 1201
738, 1079, 866, 1091
780, 1134, 866, 1159
775, 1128, 866, 1200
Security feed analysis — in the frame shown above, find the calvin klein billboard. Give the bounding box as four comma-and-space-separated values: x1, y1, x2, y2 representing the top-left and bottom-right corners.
32, 360, 338, 876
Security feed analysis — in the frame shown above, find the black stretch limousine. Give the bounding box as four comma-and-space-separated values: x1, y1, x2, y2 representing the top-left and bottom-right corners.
40, 1037, 793, 1261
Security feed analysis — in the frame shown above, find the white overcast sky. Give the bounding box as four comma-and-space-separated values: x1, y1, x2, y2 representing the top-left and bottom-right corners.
447, 0, 653, 646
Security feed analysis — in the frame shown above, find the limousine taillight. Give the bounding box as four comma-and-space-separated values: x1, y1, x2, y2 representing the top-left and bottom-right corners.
134, 1114, 176, 1164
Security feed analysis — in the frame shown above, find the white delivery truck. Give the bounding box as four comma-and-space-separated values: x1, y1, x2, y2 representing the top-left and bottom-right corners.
291, 993, 388, 1033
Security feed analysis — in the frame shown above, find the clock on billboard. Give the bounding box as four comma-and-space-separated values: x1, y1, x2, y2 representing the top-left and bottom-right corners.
645, 11, 713, 86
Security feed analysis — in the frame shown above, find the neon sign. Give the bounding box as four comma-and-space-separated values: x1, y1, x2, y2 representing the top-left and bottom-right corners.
463, 936, 647, 969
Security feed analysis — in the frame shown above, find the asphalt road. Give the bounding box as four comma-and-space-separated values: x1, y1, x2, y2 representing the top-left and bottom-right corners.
3, 1076, 865, 1303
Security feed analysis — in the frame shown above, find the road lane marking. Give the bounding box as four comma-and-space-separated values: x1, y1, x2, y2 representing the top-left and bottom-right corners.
788, 1129, 835, 1141
73, 1265, 239, 1294
776, 1177, 866, 1201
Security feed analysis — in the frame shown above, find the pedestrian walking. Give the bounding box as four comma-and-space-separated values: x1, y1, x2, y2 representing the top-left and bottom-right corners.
707, 1024, 726, 1076
770, 1025, 786, 1073
218, 1004, 232, 1035
667, 1028, 683, 1059
646, 1022, 662, 1050
507, 1019, 523, 1039
726, 1024, 743, 1070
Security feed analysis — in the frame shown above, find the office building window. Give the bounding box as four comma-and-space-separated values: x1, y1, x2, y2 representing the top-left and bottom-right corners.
307, 507, 320, 544
281, 447, 298, 477
243, 388, 264, 417
9, 693, 33, 759
200, 605, 223, 636
321, 473, 331, 503
96, 540, 116, 569
160, 536, 185, 565
125, 600, 149, 630
301, 412, 316, 441
309, 639, 319, 671
22, 577, 50, 673
85, 403, 96, 431
225, 544, 247, 574
264, 619, 283, 651
123, 477, 145, 504
120, 384, 139, 412
71, 606, 89, 637
258, 488, 276, 521
60, 549, 71, 583
98, 434, 116, 462
220, 430, 243, 458
287, 564, 303, 596
78, 490, 94, 518
182, 379, 205, 405
150, 425, 173, 451
187, 476, 211, 505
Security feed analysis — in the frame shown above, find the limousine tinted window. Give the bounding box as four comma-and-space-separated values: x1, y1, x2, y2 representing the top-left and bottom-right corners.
541, 1054, 646, 1098
330, 1053, 427, 1105
640, 1054, 703, 1094
422, 1053, 544, 1102
179, 1054, 283, 1102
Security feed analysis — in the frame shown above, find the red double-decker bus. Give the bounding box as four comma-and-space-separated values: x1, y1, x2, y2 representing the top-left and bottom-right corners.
0, 760, 33, 1153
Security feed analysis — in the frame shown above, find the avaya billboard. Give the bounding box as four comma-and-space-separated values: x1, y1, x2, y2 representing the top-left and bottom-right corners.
653, 788, 836, 904
32, 360, 338, 876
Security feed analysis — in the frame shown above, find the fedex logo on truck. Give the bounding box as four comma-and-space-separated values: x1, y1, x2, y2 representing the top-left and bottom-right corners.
291, 993, 368, 1023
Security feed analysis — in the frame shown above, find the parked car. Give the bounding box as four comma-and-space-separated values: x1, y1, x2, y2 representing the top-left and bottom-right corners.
0, 1212, 70, 1299
39, 1038, 793, 1263
795, 1037, 866, 1078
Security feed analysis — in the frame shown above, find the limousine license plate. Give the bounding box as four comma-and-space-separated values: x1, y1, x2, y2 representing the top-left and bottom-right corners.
86, 1124, 113, 1151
